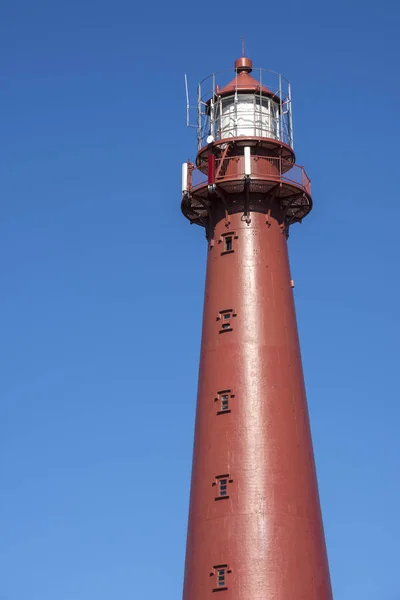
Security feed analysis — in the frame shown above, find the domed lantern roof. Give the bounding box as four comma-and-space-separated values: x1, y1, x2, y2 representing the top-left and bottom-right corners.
218, 57, 279, 102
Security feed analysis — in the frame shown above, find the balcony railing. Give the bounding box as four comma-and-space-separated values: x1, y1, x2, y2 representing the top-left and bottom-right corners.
188, 155, 311, 197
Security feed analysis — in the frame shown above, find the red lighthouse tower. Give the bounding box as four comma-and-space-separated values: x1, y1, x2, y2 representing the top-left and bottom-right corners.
181, 56, 333, 600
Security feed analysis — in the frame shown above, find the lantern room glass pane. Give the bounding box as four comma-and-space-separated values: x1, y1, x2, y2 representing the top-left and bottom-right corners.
215, 94, 279, 141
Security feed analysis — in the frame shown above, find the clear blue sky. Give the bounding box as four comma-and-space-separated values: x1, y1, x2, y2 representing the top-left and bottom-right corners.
1, 1, 399, 598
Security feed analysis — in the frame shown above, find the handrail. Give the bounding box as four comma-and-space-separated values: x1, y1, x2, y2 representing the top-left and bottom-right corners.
189, 155, 311, 196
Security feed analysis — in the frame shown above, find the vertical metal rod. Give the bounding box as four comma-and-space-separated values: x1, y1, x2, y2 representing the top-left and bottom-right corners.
234, 66, 238, 137
259, 68, 263, 137
197, 83, 201, 151
279, 73, 282, 143
288, 82, 294, 149
185, 75, 190, 127
211, 73, 215, 139
216, 95, 220, 140
253, 94, 256, 137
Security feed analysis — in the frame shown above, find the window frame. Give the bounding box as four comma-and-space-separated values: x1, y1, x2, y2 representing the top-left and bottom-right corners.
214, 389, 234, 415
210, 564, 231, 592
224, 235, 233, 252
217, 309, 236, 333
220, 231, 238, 255
213, 473, 234, 501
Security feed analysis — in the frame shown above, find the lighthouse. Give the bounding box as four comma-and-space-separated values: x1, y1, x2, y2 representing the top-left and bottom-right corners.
181, 55, 333, 600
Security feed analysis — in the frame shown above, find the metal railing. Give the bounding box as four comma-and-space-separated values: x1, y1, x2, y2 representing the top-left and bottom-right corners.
188, 68, 294, 150
189, 156, 311, 196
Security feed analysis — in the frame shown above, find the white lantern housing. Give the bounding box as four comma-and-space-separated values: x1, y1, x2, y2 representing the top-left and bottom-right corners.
215, 93, 280, 140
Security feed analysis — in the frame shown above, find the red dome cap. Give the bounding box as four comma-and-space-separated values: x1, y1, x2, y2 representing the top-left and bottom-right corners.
219, 56, 277, 100
235, 56, 253, 72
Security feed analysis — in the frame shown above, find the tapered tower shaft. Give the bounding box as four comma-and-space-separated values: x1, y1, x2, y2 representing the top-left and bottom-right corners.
180, 56, 333, 600
183, 211, 332, 599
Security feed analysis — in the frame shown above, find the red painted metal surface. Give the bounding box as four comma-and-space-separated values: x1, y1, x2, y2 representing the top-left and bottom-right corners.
208, 154, 216, 185
181, 55, 333, 600
219, 56, 276, 99
234, 56, 253, 72
219, 69, 275, 98
183, 213, 333, 599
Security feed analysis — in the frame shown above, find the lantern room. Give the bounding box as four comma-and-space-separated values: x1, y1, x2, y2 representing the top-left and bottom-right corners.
196, 57, 294, 152
214, 57, 280, 141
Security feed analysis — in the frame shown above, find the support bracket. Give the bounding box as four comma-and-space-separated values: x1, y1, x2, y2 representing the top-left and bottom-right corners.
243, 177, 251, 225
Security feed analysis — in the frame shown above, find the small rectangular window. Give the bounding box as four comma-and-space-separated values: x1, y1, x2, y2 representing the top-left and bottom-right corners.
217, 310, 236, 333
224, 236, 232, 252
217, 569, 225, 586
215, 390, 232, 415
221, 395, 229, 411
220, 232, 236, 255
219, 479, 228, 496
214, 474, 231, 500
211, 564, 230, 591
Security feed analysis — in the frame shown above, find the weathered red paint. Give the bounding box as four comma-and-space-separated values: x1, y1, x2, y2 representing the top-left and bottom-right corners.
208, 154, 216, 185
181, 56, 333, 600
